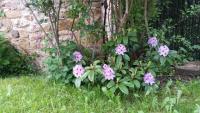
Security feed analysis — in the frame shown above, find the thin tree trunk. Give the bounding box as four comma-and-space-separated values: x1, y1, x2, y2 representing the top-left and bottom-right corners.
144, 0, 149, 36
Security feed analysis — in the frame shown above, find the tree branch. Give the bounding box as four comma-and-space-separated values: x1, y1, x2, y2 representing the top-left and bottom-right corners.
144, 0, 149, 36
120, 0, 129, 27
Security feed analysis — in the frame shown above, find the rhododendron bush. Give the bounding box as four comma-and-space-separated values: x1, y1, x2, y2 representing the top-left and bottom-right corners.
44, 32, 180, 96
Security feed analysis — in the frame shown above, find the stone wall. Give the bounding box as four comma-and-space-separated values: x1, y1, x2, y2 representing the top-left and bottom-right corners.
0, 0, 101, 67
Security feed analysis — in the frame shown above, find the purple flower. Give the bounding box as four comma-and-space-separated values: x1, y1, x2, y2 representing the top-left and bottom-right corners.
73, 65, 85, 78
102, 64, 115, 80
148, 37, 158, 47
158, 45, 170, 57
73, 51, 83, 62
115, 44, 127, 55
143, 72, 155, 85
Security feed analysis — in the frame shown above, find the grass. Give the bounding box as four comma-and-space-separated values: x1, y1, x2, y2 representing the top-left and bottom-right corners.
0, 75, 200, 113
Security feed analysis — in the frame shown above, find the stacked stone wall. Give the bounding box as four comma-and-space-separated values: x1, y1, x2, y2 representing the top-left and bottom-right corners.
0, 0, 101, 67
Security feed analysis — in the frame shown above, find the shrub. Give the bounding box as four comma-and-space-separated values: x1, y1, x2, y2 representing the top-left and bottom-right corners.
44, 41, 81, 83
0, 33, 34, 74
44, 31, 180, 97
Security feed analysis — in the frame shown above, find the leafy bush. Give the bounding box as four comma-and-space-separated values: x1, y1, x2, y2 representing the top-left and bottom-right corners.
44, 41, 78, 83
44, 30, 181, 97
0, 33, 34, 74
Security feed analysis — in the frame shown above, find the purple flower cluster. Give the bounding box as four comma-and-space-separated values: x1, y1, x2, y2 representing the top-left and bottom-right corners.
73, 51, 83, 62
158, 45, 170, 57
73, 65, 85, 78
115, 44, 127, 55
102, 64, 115, 80
143, 72, 155, 85
148, 37, 158, 47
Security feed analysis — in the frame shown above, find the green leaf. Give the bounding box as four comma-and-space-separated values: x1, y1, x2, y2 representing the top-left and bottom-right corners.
101, 87, 107, 93
96, 65, 101, 69
119, 84, 129, 95
120, 77, 130, 82
147, 61, 152, 68
96, 68, 102, 74
124, 54, 130, 61
128, 29, 137, 41
88, 71, 94, 82
160, 57, 166, 65
149, 70, 156, 76
123, 81, 135, 88
107, 81, 115, 88
169, 50, 178, 58
63, 66, 69, 72
137, 71, 145, 76
80, 71, 90, 80
179, 47, 187, 53
93, 60, 101, 65
74, 78, 81, 88
110, 86, 117, 94
133, 80, 140, 88
117, 37, 123, 43
2, 60, 9, 65
170, 50, 177, 55
145, 87, 153, 96
116, 55, 122, 69
123, 37, 128, 44
167, 58, 173, 65
121, 70, 127, 74
153, 55, 159, 60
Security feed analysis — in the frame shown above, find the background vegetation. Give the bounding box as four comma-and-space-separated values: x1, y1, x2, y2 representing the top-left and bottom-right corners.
0, 33, 35, 75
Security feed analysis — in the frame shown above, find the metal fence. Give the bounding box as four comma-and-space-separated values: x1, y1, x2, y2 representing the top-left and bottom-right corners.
155, 0, 200, 59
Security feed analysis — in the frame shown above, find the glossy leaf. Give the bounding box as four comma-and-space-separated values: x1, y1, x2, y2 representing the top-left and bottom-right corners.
119, 84, 129, 95
74, 78, 81, 88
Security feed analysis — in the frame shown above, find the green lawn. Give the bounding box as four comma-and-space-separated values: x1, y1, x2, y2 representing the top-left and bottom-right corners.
0, 75, 200, 113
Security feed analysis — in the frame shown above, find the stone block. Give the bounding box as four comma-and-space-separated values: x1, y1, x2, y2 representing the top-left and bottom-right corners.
10, 30, 20, 38
0, 19, 12, 32
28, 24, 41, 33
19, 30, 29, 38
17, 38, 30, 50
59, 19, 75, 31
59, 30, 71, 36
5, 10, 21, 19
24, 15, 34, 21
42, 23, 51, 32
18, 18, 30, 28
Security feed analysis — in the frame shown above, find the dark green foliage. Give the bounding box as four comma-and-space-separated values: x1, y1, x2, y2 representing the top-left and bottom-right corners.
153, 1, 200, 59
0, 33, 34, 74
29, 0, 53, 15
44, 41, 78, 83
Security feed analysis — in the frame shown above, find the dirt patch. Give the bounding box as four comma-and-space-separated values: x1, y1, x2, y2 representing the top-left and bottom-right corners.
156, 61, 200, 85
175, 61, 200, 76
